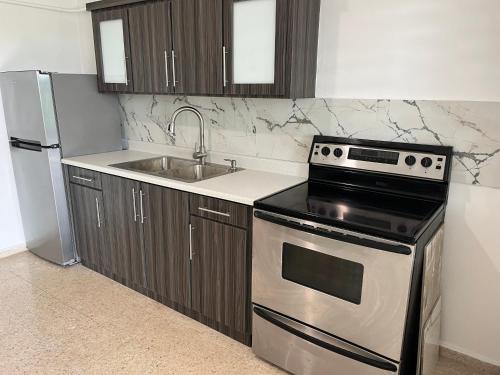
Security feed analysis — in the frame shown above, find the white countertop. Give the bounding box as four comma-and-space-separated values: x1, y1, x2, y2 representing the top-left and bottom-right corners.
62, 150, 306, 206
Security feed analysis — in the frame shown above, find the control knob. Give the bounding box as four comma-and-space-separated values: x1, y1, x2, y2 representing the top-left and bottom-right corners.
404, 155, 416, 166
321, 147, 331, 156
421, 157, 433, 168
333, 148, 343, 158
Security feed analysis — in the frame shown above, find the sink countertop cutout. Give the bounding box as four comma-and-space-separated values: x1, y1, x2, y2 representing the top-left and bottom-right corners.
62, 150, 306, 206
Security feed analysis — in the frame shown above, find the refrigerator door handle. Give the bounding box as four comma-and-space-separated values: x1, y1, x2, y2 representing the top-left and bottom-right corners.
10, 137, 60, 152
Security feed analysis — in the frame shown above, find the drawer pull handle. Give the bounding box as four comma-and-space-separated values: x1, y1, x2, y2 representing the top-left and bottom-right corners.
72, 176, 93, 183
198, 207, 230, 218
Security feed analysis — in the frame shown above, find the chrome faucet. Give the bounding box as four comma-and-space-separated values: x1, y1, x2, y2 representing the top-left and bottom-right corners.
168, 106, 207, 165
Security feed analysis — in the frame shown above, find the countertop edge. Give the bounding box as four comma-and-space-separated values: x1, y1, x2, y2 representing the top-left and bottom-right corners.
62, 156, 306, 207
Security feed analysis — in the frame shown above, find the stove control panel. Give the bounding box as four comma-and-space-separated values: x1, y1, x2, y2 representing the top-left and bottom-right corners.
311, 143, 448, 180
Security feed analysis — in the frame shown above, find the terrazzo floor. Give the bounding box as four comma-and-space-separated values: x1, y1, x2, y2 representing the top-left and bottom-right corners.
0, 251, 498, 375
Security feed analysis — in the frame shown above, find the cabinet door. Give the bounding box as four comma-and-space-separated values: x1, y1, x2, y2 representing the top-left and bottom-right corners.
222, 0, 287, 96
69, 183, 107, 271
101, 174, 146, 288
171, 0, 223, 95
92, 7, 132, 92
128, 0, 174, 94
142, 184, 191, 308
191, 215, 249, 339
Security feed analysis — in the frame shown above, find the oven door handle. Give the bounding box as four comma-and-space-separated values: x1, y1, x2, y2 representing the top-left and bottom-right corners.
253, 305, 398, 372
254, 211, 411, 255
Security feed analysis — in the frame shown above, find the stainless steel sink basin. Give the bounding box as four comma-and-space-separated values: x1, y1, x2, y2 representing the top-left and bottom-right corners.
111, 156, 197, 174
158, 164, 238, 183
110, 156, 242, 183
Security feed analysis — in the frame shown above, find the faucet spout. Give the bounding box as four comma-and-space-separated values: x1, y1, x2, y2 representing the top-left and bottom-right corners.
168, 106, 207, 165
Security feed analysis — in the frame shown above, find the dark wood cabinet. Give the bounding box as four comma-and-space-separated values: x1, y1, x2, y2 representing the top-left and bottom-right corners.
69, 183, 108, 271
87, 0, 320, 98
221, 0, 287, 97
128, 0, 174, 93
101, 174, 146, 287
68, 166, 252, 345
91, 7, 133, 92
171, 0, 223, 95
222, 0, 320, 98
190, 215, 251, 344
142, 184, 191, 308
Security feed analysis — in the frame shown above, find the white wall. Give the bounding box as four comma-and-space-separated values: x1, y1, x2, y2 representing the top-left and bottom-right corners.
316, 0, 500, 101
442, 183, 500, 365
0, 0, 88, 252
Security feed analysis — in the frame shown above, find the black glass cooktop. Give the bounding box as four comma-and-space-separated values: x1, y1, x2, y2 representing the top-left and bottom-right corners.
254, 181, 444, 243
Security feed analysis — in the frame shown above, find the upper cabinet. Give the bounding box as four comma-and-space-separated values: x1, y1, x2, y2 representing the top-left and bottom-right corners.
91, 7, 133, 92
128, 0, 173, 94
87, 0, 321, 98
222, 0, 286, 97
171, 0, 224, 95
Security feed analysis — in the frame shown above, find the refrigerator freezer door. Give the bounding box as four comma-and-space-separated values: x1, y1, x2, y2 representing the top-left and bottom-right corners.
0, 71, 76, 265
1, 71, 58, 145
51, 73, 122, 158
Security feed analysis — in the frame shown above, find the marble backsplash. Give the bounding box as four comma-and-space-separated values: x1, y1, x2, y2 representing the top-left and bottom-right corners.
119, 95, 500, 188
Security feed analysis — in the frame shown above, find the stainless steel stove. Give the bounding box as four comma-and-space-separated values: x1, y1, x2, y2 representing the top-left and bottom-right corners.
251, 136, 453, 375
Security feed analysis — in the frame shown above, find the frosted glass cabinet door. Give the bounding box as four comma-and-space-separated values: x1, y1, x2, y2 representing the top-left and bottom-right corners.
223, 0, 286, 96
100, 20, 128, 84
232, 0, 276, 84
92, 8, 132, 92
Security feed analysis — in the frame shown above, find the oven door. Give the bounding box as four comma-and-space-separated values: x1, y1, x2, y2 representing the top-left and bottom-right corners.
252, 210, 416, 362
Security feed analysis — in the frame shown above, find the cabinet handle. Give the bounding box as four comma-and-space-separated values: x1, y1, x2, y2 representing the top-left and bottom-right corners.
222, 46, 227, 87
189, 223, 194, 260
164, 50, 169, 88
72, 176, 93, 183
132, 188, 138, 222
198, 207, 230, 217
95, 197, 101, 228
140, 190, 146, 224
171, 50, 177, 88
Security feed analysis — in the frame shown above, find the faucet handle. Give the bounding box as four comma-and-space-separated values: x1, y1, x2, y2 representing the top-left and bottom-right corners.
224, 159, 237, 171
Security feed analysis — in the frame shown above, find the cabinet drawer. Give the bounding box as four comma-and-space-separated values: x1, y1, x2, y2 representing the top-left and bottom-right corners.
68, 166, 102, 190
190, 194, 249, 228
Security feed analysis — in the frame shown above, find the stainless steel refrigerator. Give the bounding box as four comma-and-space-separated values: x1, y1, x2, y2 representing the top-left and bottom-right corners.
0, 71, 122, 265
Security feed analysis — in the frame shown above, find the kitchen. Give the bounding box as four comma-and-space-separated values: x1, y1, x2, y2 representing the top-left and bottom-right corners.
0, 0, 499, 374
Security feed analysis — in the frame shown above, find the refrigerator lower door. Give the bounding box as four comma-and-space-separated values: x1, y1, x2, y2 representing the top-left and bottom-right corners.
9, 145, 75, 265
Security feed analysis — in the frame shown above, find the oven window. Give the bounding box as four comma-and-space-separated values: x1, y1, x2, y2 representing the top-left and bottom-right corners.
282, 243, 364, 304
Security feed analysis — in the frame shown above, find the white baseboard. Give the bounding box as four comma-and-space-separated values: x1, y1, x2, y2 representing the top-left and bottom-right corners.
0, 244, 27, 259
441, 341, 500, 367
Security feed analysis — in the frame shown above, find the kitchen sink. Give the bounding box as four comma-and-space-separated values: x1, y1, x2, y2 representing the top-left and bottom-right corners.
110, 156, 242, 183
111, 156, 196, 174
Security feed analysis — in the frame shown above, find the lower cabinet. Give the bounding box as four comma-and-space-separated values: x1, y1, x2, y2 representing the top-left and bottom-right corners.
142, 183, 191, 309
101, 174, 146, 288
68, 167, 252, 345
69, 182, 107, 271
190, 215, 250, 344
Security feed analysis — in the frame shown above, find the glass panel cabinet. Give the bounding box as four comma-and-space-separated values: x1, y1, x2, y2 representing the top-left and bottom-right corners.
223, 0, 287, 96
232, 0, 276, 85
92, 8, 132, 92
